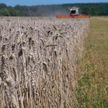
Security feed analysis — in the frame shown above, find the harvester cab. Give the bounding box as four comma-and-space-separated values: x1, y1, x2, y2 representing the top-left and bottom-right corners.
70, 7, 79, 15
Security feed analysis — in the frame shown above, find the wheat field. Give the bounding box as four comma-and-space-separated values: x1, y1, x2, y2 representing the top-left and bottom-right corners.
0, 17, 89, 108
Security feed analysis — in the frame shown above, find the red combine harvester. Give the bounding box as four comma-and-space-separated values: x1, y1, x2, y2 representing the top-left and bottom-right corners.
56, 7, 90, 18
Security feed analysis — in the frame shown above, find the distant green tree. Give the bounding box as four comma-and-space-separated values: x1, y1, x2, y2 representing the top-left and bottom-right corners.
0, 3, 7, 9
1, 9, 8, 16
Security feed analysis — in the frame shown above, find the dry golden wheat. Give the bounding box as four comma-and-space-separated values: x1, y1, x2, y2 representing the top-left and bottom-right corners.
0, 17, 89, 108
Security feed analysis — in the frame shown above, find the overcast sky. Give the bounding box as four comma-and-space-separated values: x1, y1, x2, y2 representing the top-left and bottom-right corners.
0, 0, 108, 6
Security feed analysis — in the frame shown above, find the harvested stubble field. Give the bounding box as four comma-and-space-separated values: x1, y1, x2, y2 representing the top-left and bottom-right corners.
0, 17, 89, 108
76, 17, 108, 108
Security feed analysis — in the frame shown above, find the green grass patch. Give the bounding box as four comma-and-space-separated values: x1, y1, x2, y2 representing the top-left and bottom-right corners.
7, 19, 10, 22
76, 17, 108, 108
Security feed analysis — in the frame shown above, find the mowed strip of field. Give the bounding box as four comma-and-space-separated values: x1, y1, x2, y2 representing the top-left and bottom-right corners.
76, 17, 108, 108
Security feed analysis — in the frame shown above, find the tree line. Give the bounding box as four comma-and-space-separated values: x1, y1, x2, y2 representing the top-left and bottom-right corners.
0, 3, 108, 16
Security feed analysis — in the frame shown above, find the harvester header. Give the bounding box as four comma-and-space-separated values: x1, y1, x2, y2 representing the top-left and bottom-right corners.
57, 7, 90, 18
